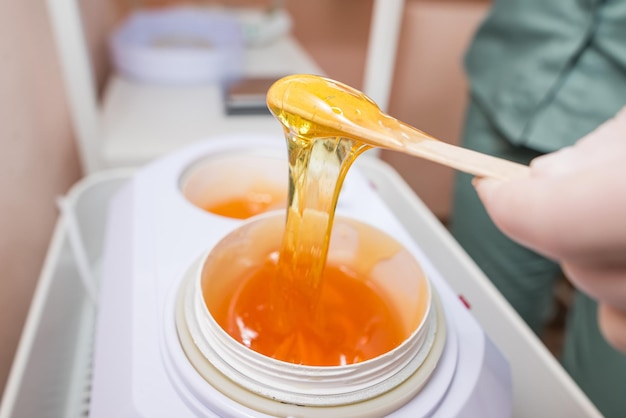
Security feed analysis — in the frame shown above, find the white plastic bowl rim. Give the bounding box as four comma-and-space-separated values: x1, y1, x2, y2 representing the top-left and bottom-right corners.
185, 215, 437, 407
110, 7, 244, 84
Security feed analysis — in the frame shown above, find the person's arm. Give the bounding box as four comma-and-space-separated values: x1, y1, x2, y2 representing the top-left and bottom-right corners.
473, 106, 626, 352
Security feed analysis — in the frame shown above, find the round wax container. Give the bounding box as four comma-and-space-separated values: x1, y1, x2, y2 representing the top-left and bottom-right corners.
181, 149, 288, 220
175, 211, 445, 417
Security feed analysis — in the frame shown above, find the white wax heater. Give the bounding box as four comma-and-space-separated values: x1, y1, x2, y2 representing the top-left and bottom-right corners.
89, 134, 512, 417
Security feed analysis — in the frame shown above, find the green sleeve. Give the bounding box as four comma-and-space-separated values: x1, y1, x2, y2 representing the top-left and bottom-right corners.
465, 0, 626, 152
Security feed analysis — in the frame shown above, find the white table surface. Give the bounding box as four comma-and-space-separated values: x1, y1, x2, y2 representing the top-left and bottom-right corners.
99, 35, 323, 168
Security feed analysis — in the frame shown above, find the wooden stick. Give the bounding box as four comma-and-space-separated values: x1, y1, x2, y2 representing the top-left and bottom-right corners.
401, 138, 530, 181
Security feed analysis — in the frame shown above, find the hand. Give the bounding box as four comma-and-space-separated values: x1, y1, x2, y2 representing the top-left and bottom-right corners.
473, 106, 626, 352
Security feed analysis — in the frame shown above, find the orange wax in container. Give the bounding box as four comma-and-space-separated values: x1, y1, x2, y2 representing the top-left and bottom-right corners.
181, 151, 288, 220
204, 191, 284, 219
210, 259, 406, 366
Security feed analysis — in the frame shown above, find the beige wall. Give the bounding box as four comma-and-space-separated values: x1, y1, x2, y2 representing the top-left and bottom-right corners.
0, 0, 114, 398
382, 0, 489, 221
287, 0, 373, 89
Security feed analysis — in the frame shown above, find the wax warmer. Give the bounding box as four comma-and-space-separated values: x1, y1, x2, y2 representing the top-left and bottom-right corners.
89, 134, 512, 417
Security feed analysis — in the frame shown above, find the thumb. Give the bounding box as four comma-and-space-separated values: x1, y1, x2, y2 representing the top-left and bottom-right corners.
472, 175, 559, 259
472, 176, 504, 205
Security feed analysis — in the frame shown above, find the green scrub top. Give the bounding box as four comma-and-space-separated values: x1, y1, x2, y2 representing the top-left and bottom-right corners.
465, 0, 626, 153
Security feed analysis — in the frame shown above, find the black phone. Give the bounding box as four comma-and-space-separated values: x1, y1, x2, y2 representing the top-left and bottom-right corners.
224, 76, 282, 116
